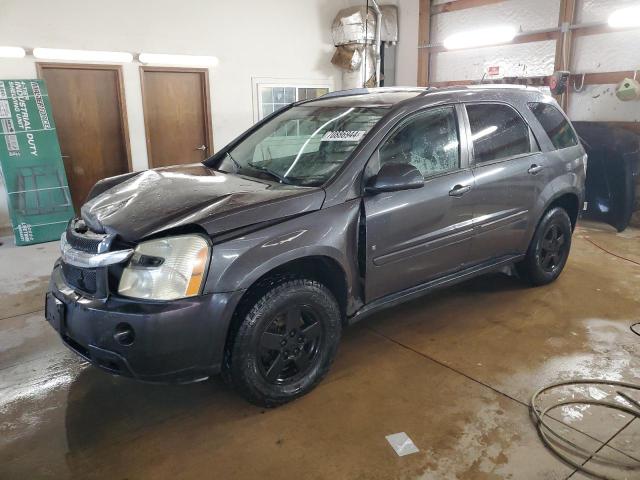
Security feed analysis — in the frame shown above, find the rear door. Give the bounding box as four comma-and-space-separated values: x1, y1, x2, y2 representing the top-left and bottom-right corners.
462, 102, 548, 264
363, 105, 476, 302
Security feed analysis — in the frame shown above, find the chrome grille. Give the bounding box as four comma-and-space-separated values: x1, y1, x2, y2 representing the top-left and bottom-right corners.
66, 219, 106, 253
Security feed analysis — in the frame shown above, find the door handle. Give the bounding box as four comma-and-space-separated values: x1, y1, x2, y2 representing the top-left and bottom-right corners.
449, 184, 472, 197
528, 164, 544, 175
195, 145, 207, 151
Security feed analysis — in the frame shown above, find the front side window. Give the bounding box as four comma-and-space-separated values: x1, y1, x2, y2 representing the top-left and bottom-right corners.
528, 102, 578, 150
466, 103, 531, 164
379, 106, 460, 177
217, 106, 387, 186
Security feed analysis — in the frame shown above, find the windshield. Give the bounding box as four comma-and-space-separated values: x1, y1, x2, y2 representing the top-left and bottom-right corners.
217, 106, 388, 186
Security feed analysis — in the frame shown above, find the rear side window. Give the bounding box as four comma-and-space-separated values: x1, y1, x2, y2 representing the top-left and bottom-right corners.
466, 103, 531, 164
528, 102, 578, 150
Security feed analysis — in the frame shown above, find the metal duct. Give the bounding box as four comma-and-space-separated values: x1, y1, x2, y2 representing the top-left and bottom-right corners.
339, 45, 377, 89
331, 4, 398, 89
331, 5, 398, 46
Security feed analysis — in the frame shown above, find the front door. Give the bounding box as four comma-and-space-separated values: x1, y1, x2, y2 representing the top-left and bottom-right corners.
364, 105, 475, 302
462, 102, 546, 264
38, 64, 131, 211
141, 67, 213, 168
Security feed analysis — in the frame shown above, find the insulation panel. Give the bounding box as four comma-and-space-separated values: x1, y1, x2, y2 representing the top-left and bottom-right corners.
431, 40, 556, 82
432, 0, 560, 43
576, 0, 638, 23
572, 31, 640, 72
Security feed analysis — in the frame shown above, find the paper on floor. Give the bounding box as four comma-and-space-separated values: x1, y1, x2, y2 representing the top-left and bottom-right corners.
385, 432, 419, 457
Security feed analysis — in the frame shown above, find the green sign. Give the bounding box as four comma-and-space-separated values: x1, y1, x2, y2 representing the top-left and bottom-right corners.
0, 79, 74, 245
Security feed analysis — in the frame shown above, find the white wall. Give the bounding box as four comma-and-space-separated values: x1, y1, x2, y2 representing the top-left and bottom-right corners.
0, 0, 363, 233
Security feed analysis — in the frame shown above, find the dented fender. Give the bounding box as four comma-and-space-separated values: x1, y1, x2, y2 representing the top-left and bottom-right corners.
205, 199, 363, 311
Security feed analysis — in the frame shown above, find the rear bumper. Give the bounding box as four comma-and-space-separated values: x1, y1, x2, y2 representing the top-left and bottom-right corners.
46, 260, 244, 383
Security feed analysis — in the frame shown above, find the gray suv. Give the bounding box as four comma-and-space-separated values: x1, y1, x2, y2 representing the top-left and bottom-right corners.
46, 86, 586, 406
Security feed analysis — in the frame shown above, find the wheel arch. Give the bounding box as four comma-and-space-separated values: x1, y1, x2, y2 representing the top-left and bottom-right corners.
221, 255, 351, 372
544, 191, 581, 230
522, 189, 580, 254
239, 255, 350, 318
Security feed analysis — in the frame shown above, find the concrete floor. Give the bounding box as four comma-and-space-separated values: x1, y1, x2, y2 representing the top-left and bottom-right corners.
1, 221, 639, 479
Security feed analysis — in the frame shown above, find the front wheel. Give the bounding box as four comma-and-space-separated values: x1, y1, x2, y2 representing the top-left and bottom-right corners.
517, 207, 573, 286
226, 279, 341, 407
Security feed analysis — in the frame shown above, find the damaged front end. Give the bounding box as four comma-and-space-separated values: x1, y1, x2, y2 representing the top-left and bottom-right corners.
59, 218, 134, 298
46, 216, 242, 383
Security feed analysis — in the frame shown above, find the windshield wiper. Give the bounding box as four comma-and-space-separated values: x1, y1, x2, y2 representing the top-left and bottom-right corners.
225, 151, 241, 172
247, 162, 292, 184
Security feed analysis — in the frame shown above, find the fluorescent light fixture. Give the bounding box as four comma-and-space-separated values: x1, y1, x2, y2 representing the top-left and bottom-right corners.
0, 46, 26, 58
608, 5, 640, 28
138, 53, 219, 67
443, 26, 517, 50
33, 48, 133, 63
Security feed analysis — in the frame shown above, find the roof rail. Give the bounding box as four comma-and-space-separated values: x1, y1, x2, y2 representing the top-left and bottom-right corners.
320, 88, 370, 99
319, 86, 429, 100
463, 84, 530, 90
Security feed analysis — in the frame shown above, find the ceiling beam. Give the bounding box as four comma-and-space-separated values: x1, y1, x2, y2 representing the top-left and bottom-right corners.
418, 0, 431, 87
572, 23, 639, 37
570, 71, 638, 85
432, 0, 506, 15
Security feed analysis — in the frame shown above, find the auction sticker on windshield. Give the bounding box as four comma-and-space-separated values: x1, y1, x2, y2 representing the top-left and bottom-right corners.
321, 130, 366, 142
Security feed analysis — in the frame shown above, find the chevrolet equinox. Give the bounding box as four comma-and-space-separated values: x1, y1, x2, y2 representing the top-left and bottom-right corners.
46, 86, 586, 406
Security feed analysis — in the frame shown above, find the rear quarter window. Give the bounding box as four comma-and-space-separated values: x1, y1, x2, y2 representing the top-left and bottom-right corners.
528, 102, 578, 150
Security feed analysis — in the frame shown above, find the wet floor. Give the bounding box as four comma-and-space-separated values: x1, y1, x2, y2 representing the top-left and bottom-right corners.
1, 221, 639, 479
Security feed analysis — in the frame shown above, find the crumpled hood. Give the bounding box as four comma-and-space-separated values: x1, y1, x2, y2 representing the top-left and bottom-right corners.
81, 163, 325, 242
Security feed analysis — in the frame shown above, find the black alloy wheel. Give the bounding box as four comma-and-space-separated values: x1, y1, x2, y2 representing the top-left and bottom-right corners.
537, 223, 568, 273
517, 207, 573, 286
226, 279, 341, 407
258, 305, 324, 384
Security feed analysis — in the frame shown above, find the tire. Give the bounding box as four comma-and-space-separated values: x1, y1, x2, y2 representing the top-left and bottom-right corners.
226, 279, 341, 407
517, 207, 573, 286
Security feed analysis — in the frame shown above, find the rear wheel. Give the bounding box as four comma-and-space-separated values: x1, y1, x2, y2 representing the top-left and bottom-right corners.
226, 279, 341, 407
517, 207, 572, 286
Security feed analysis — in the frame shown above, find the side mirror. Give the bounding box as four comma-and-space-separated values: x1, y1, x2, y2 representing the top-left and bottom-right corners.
365, 162, 424, 194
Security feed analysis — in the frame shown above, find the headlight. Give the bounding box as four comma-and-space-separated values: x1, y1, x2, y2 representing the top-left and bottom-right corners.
118, 234, 210, 300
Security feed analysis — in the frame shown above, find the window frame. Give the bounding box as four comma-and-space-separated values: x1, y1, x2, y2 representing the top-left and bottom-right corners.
461, 101, 540, 167
527, 101, 579, 152
258, 85, 297, 120
366, 103, 470, 182
252, 80, 332, 122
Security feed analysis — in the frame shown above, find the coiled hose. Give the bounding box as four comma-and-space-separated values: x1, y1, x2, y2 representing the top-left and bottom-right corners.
531, 379, 640, 479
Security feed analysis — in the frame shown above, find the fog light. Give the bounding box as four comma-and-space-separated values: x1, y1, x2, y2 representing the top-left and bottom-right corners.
114, 323, 135, 346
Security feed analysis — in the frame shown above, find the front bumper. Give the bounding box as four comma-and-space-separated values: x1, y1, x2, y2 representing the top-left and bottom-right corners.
47, 260, 244, 383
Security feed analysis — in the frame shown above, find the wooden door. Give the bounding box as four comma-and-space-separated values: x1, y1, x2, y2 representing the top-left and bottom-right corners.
38, 64, 131, 211
141, 67, 213, 168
